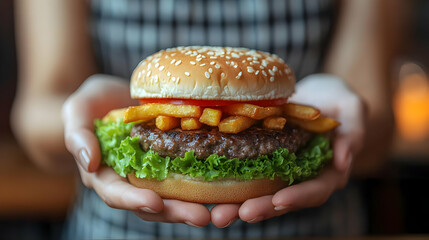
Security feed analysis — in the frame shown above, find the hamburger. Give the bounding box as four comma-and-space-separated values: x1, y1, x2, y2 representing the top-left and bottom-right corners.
95, 46, 338, 203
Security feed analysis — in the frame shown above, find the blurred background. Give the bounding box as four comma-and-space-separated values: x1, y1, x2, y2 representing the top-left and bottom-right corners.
1, 0, 429, 239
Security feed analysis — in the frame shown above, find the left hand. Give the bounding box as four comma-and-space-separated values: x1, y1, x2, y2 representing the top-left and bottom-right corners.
210, 74, 367, 227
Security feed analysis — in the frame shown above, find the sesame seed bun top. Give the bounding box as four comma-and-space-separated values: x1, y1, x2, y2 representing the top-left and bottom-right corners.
130, 46, 295, 101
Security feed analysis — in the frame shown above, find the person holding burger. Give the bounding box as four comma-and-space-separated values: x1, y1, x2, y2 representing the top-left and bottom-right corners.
12, 0, 404, 238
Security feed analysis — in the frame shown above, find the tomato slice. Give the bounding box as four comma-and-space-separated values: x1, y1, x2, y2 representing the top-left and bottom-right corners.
139, 98, 288, 107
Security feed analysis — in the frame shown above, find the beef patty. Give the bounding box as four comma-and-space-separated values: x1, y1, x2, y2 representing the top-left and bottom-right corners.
131, 124, 313, 160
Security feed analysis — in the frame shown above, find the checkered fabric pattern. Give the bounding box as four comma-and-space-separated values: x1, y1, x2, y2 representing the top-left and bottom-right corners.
90, 0, 335, 80
63, 0, 368, 239
64, 182, 366, 239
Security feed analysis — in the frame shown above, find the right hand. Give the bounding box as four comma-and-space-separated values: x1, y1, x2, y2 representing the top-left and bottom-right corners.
62, 74, 211, 227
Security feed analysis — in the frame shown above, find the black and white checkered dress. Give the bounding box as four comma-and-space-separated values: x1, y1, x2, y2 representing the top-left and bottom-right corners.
63, 0, 367, 238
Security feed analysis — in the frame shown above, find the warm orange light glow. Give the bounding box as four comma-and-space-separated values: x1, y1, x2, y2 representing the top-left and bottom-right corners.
393, 73, 429, 141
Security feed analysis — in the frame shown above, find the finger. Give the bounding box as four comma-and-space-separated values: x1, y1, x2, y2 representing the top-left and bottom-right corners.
62, 75, 135, 172
238, 195, 288, 223
272, 166, 349, 212
210, 204, 240, 228
334, 101, 365, 171
333, 134, 353, 172
80, 165, 164, 213
135, 200, 211, 227
65, 128, 101, 172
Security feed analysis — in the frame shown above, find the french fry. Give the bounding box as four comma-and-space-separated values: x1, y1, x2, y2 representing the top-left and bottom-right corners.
124, 103, 202, 123
102, 108, 127, 122
288, 116, 340, 133
263, 117, 287, 130
199, 108, 222, 126
282, 103, 320, 120
156, 116, 179, 131
222, 103, 282, 120
181, 117, 203, 130
218, 116, 256, 133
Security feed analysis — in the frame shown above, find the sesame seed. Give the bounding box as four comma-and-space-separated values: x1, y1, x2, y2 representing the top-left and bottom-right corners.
190, 61, 196, 65
260, 65, 264, 69
200, 63, 206, 66
273, 66, 278, 72
225, 56, 231, 59
236, 71, 242, 79
176, 77, 180, 83
221, 72, 226, 78
170, 59, 176, 64
175, 60, 182, 66
171, 53, 176, 56
172, 77, 176, 82
208, 68, 213, 73
226, 61, 230, 65
147, 71, 151, 77
155, 63, 160, 68
185, 72, 190, 76
268, 69, 274, 76
207, 51, 214, 55
247, 66, 254, 73
247, 57, 253, 61
215, 64, 221, 69
148, 63, 151, 69
205, 72, 210, 79
231, 53, 239, 58
138, 72, 142, 79
262, 70, 267, 76
159, 66, 165, 71
233, 64, 238, 68
262, 59, 268, 67
210, 61, 215, 65
270, 77, 275, 82
210, 56, 217, 59
242, 60, 246, 63
167, 72, 171, 77
255, 70, 260, 75
196, 58, 202, 62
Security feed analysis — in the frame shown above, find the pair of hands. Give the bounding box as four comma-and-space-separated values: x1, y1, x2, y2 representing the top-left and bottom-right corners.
62, 74, 366, 228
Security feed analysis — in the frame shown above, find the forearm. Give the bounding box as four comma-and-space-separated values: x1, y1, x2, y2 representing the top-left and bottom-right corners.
13, 0, 96, 172
11, 94, 75, 173
324, 0, 408, 175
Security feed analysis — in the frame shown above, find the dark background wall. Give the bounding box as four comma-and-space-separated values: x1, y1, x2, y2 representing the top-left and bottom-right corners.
0, 0, 16, 135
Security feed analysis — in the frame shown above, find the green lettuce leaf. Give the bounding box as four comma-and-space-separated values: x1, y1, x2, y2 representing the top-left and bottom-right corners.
95, 119, 332, 184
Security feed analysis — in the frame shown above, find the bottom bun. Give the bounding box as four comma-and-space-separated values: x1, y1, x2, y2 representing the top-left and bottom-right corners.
127, 173, 289, 203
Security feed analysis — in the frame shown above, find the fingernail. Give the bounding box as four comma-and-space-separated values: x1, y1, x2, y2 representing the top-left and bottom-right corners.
274, 206, 287, 211
221, 218, 237, 228
140, 207, 157, 214
247, 216, 263, 223
78, 148, 90, 170
185, 221, 202, 228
